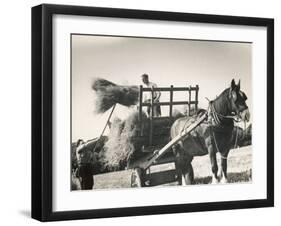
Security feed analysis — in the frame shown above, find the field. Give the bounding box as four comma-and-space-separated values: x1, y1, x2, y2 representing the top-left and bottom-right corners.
93, 145, 252, 189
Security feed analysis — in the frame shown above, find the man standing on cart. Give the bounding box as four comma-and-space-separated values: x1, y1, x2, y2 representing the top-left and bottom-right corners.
141, 73, 161, 117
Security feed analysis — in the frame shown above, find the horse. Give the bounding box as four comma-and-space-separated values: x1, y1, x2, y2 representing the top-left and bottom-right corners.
170, 79, 250, 185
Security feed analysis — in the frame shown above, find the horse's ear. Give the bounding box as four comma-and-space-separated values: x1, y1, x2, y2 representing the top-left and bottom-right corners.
231, 79, 236, 90
237, 79, 240, 91
76, 139, 83, 147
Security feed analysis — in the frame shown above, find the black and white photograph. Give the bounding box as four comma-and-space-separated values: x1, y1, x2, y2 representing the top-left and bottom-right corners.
71, 34, 252, 191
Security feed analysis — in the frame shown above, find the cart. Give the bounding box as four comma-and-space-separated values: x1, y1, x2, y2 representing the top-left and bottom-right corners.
128, 85, 207, 187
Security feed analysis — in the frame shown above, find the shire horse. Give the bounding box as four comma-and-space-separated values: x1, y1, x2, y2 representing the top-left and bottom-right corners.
171, 79, 250, 185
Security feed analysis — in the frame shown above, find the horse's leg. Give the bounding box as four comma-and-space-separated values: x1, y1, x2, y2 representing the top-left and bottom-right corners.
189, 163, 194, 182
208, 146, 219, 184
219, 153, 229, 184
182, 157, 194, 185
172, 143, 184, 186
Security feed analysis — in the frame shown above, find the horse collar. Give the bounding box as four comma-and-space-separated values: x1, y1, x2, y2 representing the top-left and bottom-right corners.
208, 101, 239, 127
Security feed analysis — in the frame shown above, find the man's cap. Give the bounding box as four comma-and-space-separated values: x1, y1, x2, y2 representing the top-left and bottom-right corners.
141, 73, 149, 78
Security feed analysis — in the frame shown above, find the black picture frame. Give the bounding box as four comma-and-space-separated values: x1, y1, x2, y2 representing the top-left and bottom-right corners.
32, 3, 274, 222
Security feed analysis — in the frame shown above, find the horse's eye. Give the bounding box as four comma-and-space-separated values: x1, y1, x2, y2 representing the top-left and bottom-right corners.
240, 91, 248, 101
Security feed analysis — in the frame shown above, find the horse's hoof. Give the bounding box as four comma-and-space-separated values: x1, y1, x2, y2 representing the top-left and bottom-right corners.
211, 178, 219, 184
220, 177, 228, 184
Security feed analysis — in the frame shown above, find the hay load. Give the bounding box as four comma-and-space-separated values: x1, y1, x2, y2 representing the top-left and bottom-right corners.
92, 78, 139, 113
101, 110, 185, 170
101, 111, 148, 170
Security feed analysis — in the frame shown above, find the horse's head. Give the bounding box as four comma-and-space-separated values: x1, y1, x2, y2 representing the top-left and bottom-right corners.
229, 79, 250, 122
76, 139, 94, 166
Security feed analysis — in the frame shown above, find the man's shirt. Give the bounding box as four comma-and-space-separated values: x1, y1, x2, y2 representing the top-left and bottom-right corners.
143, 81, 161, 102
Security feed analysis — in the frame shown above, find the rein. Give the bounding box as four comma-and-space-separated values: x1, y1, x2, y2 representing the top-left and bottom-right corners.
211, 124, 239, 159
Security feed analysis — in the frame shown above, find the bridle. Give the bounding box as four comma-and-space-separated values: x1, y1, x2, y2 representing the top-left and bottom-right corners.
207, 98, 242, 125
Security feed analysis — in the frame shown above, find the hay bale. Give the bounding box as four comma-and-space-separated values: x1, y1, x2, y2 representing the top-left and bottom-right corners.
92, 78, 139, 113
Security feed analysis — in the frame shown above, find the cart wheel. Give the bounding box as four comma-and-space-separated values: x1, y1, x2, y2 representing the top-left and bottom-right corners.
131, 168, 144, 187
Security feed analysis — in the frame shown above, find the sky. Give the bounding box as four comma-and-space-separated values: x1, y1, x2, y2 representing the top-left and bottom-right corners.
71, 34, 252, 142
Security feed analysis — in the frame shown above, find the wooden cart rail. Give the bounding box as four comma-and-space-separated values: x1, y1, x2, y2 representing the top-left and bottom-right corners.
141, 101, 198, 106
138, 85, 199, 145
141, 86, 198, 92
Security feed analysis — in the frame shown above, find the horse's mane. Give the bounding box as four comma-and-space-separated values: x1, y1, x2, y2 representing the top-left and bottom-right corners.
212, 88, 231, 116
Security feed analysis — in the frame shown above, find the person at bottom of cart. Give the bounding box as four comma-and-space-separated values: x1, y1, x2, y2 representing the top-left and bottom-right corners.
141, 73, 161, 117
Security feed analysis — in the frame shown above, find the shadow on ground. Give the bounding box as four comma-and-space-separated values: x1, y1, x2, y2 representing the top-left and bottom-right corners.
18, 210, 31, 218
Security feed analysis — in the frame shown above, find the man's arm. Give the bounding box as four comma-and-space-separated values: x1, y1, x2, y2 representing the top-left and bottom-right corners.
151, 83, 161, 101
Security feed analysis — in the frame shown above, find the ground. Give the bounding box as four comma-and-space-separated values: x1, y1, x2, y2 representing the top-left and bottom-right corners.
93, 145, 252, 189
